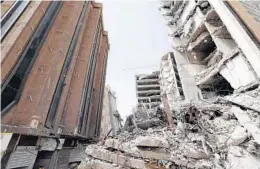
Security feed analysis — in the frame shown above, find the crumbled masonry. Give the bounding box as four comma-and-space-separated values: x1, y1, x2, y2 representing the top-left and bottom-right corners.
79, 87, 260, 169
78, 0, 260, 168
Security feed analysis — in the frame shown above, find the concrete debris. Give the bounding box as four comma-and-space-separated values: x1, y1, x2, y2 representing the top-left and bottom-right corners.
135, 136, 170, 148
137, 71, 160, 80
230, 106, 260, 145
78, 159, 130, 169
85, 145, 148, 169
195, 48, 240, 86
226, 146, 260, 169
80, 88, 260, 169
124, 106, 168, 132
225, 86, 260, 112
226, 126, 248, 146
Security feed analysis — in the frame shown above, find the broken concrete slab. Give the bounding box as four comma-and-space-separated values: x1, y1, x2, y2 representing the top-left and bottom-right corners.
230, 106, 260, 145
104, 138, 171, 160
187, 31, 212, 51
78, 159, 130, 169
138, 149, 170, 160
226, 146, 260, 169
195, 160, 212, 169
184, 149, 209, 159
86, 145, 147, 169
225, 92, 260, 113
135, 136, 170, 148
227, 126, 248, 146
195, 48, 240, 86
168, 156, 189, 167
136, 118, 164, 130
104, 138, 140, 157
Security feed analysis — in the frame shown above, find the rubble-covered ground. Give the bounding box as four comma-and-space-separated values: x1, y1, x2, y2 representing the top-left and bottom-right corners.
79, 87, 260, 169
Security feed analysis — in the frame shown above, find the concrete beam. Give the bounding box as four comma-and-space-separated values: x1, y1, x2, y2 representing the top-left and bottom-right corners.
187, 31, 212, 51
225, 92, 260, 113
137, 90, 161, 95
137, 84, 160, 90
137, 95, 161, 101
136, 79, 159, 83
230, 106, 260, 145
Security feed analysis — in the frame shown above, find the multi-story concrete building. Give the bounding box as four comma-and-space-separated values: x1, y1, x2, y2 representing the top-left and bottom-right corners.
1, 1, 109, 168
159, 0, 260, 102
99, 85, 122, 139
135, 71, 161, 109
160, 52, 185, 109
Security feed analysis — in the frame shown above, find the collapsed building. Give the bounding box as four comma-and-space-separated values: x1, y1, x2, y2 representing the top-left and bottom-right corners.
123, 71, 165, 132
1, 1, 109, 168
78, 1, 260, 169
79, 84, 260, 169
100, 85, 123, 140
136, 71, 162, 109
160, 52, 186, 110
159, 0, 260, 102
79, 86, 260, 169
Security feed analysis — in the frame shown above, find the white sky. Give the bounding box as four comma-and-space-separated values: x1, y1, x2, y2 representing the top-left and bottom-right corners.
101, 1, 172, 118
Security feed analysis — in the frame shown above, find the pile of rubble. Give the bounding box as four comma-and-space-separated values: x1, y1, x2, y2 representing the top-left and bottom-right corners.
123, 106, 168, 132
79, 87, 260, 169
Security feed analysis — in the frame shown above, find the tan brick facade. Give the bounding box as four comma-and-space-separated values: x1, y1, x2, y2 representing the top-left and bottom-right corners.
1, 1, 109, 139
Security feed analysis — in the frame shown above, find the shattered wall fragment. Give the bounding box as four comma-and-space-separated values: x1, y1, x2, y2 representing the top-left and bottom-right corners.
100, 85, 123, 139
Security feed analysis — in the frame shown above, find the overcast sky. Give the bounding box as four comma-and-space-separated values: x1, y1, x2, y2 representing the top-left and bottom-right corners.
101, 1, 172, 118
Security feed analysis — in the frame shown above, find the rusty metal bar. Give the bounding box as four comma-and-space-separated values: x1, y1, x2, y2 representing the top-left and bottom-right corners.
162, 93, 174, 132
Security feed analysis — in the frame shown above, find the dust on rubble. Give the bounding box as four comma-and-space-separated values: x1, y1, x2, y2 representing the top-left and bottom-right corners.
79, 87, 260, 169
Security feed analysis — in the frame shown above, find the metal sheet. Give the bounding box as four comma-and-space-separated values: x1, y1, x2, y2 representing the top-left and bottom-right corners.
6, 146, 37, 169
56, 148, 72, 169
